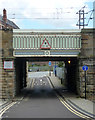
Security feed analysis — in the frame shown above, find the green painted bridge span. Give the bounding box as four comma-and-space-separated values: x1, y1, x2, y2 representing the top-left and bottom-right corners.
13, 29, 81, 57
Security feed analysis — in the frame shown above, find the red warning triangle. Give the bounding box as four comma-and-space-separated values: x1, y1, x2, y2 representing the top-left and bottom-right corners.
40, 38, 51, 49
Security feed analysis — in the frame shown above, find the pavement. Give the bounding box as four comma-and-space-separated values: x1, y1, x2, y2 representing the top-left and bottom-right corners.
0, 100, 8, 106
49, 72, 95, 119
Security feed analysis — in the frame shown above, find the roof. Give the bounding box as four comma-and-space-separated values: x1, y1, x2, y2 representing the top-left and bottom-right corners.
0, 15, 19, 29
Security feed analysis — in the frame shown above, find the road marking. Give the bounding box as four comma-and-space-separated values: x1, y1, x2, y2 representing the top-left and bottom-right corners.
40, 79, 42, 81
0, 102, 17, 118
47, 77, 91, 119
0, 102, 16, 113
46, 77, 53, 88
32, 79, 35, 88
56, 94, 90, 119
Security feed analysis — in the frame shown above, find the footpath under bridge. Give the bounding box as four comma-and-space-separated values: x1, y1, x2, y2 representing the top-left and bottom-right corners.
13, 29, 81, 57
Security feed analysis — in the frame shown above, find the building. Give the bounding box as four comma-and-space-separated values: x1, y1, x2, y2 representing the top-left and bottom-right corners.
0, 9, 19, 29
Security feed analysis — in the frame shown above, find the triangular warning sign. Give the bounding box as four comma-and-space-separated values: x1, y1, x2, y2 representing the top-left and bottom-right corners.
40, 38, 51, 49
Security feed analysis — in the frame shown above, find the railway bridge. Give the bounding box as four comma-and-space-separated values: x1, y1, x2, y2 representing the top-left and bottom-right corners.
0, 29, 94, 101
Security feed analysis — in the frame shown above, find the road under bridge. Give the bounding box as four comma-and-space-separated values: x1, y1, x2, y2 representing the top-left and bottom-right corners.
0, 29, 94, 101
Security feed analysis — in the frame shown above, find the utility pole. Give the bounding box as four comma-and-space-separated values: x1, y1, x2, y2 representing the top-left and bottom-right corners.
83, 10, 85, 29
76, 6, 88, 29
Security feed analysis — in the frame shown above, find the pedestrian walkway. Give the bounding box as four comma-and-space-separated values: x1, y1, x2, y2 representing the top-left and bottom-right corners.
49, 73, 95, 118
0, 100, 8, 106
0, 99, 9, 111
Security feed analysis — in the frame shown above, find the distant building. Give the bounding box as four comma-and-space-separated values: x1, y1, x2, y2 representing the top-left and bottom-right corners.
93, 1, 95, 28
29, 62, 55, 66
0, 9, 19, 29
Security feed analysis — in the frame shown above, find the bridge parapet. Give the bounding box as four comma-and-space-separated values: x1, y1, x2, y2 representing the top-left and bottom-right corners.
13, 29, 81, 57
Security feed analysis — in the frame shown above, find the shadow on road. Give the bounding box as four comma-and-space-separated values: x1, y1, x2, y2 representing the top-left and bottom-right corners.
19, 88, 58, 99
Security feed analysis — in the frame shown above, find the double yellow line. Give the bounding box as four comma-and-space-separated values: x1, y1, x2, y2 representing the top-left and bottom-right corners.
57, 94, 91, 119
0, 102, 17, 117
47, 76, 91, 119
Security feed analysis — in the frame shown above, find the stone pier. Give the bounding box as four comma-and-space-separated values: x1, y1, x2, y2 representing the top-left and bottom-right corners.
0, 29, 15, 99
78, 29, 95, 101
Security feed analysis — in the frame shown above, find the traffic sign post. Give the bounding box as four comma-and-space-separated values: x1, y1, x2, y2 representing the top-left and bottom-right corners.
49, 61, 51, 76
82, 65, 88, 99
49, 61, 51, 66
84, 71, 86, 99
54, 65, 57, 76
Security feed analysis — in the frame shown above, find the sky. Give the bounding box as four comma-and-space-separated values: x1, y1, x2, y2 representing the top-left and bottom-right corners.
0, 0, 94, 29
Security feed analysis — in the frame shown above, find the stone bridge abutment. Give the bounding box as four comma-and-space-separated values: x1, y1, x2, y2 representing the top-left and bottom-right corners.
0, 29, 94, 101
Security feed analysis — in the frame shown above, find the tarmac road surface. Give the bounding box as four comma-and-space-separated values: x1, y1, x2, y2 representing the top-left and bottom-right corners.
1, 72, 86, 120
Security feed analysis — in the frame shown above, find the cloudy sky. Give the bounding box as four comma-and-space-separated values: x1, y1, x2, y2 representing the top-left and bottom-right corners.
0, 0, 94, 29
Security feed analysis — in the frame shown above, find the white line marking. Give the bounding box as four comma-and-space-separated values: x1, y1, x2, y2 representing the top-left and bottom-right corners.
40, 79, 42, 82
18, 102, 20, 104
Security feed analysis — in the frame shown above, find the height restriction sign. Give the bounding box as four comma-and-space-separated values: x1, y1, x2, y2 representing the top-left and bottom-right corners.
40, 38, 51, 49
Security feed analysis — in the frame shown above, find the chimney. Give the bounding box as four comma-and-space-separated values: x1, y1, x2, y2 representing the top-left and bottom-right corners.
3, 9, 7, 23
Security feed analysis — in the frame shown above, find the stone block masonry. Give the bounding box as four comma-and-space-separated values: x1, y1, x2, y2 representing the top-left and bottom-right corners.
1, 65, 15, 99
0, 31, 2, 99
78, 29, 95, 101
0, 30, 15, 99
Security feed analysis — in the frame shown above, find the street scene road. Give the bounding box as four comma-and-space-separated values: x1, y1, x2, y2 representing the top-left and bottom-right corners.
1, 72, 87, 119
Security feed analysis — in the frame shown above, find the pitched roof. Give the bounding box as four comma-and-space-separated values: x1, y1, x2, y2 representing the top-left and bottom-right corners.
0, 15, 19, 29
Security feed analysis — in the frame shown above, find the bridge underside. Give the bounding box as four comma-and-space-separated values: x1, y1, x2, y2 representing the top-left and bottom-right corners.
15, 56, 78, 96
14, 49, 80, 57
16, 56, 77, 61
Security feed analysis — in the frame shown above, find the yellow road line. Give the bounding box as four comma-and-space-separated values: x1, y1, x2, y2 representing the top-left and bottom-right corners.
46, 77, 53, 88
57, 94, 90, 119
0, 102, 17, 117
37, 76, 91, 119
47, 77, 90, 119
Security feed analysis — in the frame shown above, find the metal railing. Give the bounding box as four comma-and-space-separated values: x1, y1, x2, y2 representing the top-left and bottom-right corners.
13, 35, 81, 50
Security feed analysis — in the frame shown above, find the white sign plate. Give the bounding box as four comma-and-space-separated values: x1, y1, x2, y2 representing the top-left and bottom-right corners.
4, 61, 13, 69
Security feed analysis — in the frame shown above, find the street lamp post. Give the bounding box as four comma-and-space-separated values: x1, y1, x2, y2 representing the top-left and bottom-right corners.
82, 65, 88, 99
